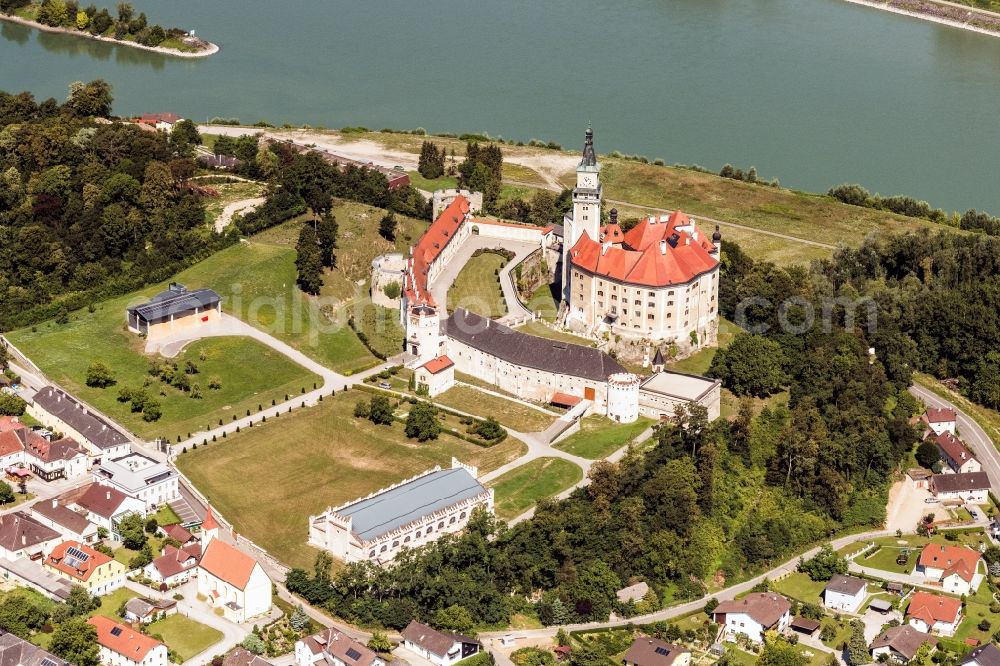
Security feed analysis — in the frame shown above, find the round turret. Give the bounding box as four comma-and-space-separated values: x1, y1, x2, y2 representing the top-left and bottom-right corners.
606, 372, 640, 423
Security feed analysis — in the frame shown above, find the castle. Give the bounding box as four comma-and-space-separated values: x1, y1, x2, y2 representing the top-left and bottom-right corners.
562, 128, 721, 350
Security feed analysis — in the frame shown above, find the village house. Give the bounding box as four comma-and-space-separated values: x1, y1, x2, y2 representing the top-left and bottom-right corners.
870, 624, 937, 663
936, 432, 981, 475
623, 637, 690, 666
0, 512, 61, 561
123, 597, 177, 624
918, 544, 983, 595
924, 408, 957, 436
0, 629, 69, 666
69, 483, 146, 541
160, 523, 196, 546
823, 574, 868, 613
144, 543, 200, 587
712, 593, 792, 643
93, 452, 179, 509
930, 472, 991, 504
0, 416, 88, 481
413, 356, 455, 398
196, 511, 272, 623
138, 112, 183, 132
126, 283, 222, 344
224, 647, 275, 666
44, 540, 126, 596
401, 621, 480, 666
295, 627, 384, 666
906, 591, 962, 636
89, 615, 168, 666
961, 643, 1000, 666
31, 499, 100, 545
28, 387, 131, 460
309, 459, 493, 564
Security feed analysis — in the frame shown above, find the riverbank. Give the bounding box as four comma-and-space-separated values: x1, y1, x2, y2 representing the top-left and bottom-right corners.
842, 0, 1000, 38
0, 13, 219, 57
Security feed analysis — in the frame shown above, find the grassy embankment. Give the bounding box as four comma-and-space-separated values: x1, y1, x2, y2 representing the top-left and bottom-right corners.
447, 252, 509, 318
176, 389, 526, 569
202, 181, 267, 228
432, 385, 557, 432
554, 415, 654, 459
488, 457, 584, 520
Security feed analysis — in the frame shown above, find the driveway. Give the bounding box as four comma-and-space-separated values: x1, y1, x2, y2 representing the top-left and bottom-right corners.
885, 480, 947, 533
860, 605, 903, 644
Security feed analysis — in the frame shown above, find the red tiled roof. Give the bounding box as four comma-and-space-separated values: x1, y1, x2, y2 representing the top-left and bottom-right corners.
569, 211, 718, 287
0, 416, 21, 433
74, 483, 129, 519
925, 408, 956, 424
420, 356, 454, 375
88, 616, 163, 662
599, 223, 625, 245
937, 432, 976, 468
140, 112, 181, 124
199, 539, 259, 590
919, 544, 981, 583
161, 523, 194, 544
404, 196, 470, 308
45, 540, 113, 582
550, 392, 582, 408
149, 544, 200, 579
202, 505, 219, 532
907, 591, 962, 625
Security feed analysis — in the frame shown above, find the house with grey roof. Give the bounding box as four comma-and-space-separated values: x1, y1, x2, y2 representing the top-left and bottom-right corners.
31, 499, 99, 545
28, 387, 131, 460
295, 627, 383, 666
126, 282, 221, 344
0, 512, 61, 561
0, 628, 69, 666
93, 452, 178, 509
308, 458, 492, 564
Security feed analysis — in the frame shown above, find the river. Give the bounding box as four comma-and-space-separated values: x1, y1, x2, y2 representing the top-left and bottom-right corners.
4, 0, 1000, 213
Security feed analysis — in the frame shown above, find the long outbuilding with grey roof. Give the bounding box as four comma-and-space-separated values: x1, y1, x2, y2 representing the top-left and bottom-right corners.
28, 387, 131, 459
126, 282, 222, 343
309, 458, 493, 564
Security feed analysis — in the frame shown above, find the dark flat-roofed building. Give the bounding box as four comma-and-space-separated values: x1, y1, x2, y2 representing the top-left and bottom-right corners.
126, 282, 222, 343
309, 459, 492, 564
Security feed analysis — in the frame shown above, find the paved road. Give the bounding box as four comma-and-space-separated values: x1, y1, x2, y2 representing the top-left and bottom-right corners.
910, 384, 1000, 496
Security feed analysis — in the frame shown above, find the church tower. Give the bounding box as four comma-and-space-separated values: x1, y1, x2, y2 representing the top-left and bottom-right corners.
562, 127, 602, 302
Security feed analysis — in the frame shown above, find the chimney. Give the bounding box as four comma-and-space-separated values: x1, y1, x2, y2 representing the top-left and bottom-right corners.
602, 243, 610, 256
685, 236, 690, 245
106, 491, 111, 500
659, 240, 667, 255
51, 499, 57, 508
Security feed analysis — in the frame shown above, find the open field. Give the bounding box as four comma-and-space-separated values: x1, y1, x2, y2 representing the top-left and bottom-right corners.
345, 302, 405, 360
147, 614, 224, 661
553, 415, 653, 459
488, 457, 583, 520
771, 572, 830, 605
177, 389, 527, 569
8, 303, 320, 440
447, 252, 508, 317
433, 385, 557, 432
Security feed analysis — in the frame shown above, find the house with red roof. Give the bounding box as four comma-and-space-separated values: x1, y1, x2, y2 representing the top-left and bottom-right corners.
44, 540, 126, 596
414, 355, 455, 397
196, 514, 271, 623
907, 591, 963, 636
89, 615, 168, 666
919, 544, 983, 595
924, 408, 957, 436
144, 543, 201, 587
138, 112, 183, 132
0, 416, 88, 481
936, 432, 981, 475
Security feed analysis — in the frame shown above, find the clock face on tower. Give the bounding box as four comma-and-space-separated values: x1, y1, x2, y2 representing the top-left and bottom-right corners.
581, 175, 594, 188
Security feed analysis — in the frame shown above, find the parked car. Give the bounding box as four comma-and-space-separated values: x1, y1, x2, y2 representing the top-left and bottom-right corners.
925, 498, 941, 503
971, 510, 980, 519
378, 381, 391, 389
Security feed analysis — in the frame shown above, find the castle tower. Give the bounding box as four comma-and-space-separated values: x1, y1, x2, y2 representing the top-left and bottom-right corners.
562, 127, 602, 303
606, 373, 640, 423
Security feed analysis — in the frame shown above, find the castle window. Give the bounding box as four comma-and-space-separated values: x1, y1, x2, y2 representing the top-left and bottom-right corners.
611, 295, 617, 301
648, 314, 654, 320
415, 530, 421, 538
404, 536, 411, 543
668, 301, 674, 306
598, 302, 603, 308
634, 300, 640, 306
667, 313, 672, 318
648, 291, 655, 297
380, 545, 387, 552
369, 550, 376, 558
648, 302, 655, 308
392, 540, 399, 548
449, 516, 456, 524
460, 511, 467, 519
426, 525, 433, 534
438, 521, 444, 529
612, 285, 617, 291
668, 290, 674, 296
597, 290, 603, 296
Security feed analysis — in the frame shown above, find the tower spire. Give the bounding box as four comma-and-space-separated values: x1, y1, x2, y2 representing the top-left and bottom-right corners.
580, 126, 597, 168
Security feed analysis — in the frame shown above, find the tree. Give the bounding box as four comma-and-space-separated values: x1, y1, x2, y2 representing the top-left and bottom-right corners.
915, 439, 941, 468
432, 604, 476, 635
89, 7, 111, 32
379, 212, 397, 242
169, 119, 201, 156
65, 80, 112, 117
472, 416, 504, 441
241, 633, 265, 655
405, 401, 441, 441
85, 361, 116, 387
0, 393, 26, 417
144, 517, 159, 534
417, 141, 445, 179
0, 481, 14, 505
37, 0, 69, 26
757, 638, 808, 666
707, 333, 787, 397
50, 617, 99, 666
367, 630, 392, 653
116, 512, 147, 550
703, 597, 719, 615
295, 224, 324, 295
0, 590, 50, 639
846, 619, 868, 666
383, 282, 401, 299
116, 1, 132, 22
290, 605, 310, 631
798, 544, 848, 581
75, 9, 88, 28
316, 211, 338, 268
368, 396, 394, 426
128, 542, 153, 569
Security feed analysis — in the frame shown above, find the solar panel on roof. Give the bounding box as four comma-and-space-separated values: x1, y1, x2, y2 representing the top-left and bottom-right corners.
66, 546, 89, 562
654, 647, 669, 656
41, 658, 59, 666
110, 627, 123, 637
346, 648, 362, 661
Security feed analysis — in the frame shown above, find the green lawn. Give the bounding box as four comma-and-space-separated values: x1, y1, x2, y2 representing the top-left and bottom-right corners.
447, 252, 508, 318
771, 572, 830, 605
667, 317, 739, 375
346, 301, 405, 359
553, 415, 653, 459
177, 389, 527, 569
8, 300, 320, 440
90, 588, 139, 619
114, 536, 164, 567
147, 614, 224, 661
489, 457, 584, 520
434, 385, 557, 432
523, 283, 560, 322
406, 172, 459, 193
154, 504, 182, 526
